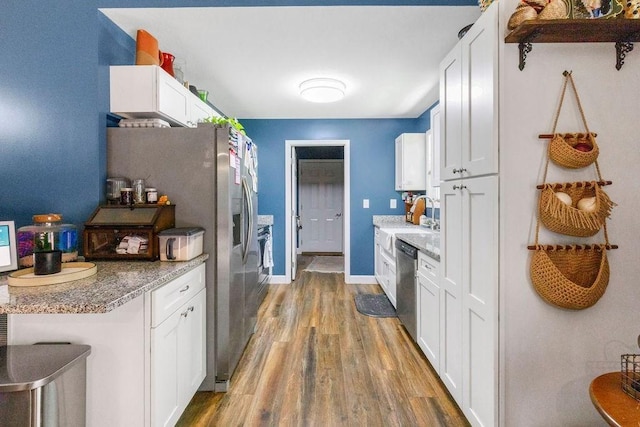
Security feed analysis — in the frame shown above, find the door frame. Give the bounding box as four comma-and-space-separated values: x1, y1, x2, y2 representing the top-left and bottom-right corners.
285, 139, 350, 283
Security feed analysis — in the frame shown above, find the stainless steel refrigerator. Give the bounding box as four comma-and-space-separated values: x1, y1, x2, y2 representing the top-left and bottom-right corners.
107, 124, 259, 391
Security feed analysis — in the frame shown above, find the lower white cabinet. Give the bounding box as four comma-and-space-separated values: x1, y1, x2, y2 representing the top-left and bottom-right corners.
151, 288, 206, 427
417, 252, 440, 372
373, 227, 397, 308
8, 263, 207, 427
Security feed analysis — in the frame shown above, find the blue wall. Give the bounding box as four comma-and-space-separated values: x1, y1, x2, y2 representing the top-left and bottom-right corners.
243, 118, 431, 275
0, 1, 451, 276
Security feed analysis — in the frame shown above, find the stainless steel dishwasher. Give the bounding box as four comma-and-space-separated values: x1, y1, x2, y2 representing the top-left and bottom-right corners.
395, 238, 418, 342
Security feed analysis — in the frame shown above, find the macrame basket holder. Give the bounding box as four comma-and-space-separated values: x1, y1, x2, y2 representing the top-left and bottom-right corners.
530, 244, 610, 310
548, 72, 599, 169
549, 132, 599, 169
538, 181, 614, 237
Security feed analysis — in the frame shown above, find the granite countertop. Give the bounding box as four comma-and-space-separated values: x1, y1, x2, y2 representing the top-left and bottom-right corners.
396, 232, 440, 262
0, 254, 208, 315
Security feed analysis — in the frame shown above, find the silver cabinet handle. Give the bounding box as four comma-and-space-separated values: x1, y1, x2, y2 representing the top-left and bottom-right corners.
453, 168, 468, 174
181, 306, 195, 317
180, 285, 190, 293
453, 185, 467, 190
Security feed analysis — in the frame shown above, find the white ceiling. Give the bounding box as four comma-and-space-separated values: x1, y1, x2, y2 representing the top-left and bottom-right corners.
101, 6, 480, 119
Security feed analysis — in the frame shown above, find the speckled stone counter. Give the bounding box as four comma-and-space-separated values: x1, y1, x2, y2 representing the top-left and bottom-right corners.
396, 233, 440, 262
372, 215, 419, 229
258, 214, 274, 227
0, 254, 208, 314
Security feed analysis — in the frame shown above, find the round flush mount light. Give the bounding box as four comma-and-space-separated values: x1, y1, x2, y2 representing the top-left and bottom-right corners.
299, 78, 346, 103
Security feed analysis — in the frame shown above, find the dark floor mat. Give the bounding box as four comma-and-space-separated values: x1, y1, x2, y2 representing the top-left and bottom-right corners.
354, 294, 397, 318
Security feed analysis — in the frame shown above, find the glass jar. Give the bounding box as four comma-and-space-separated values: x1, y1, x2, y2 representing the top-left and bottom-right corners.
132, 179, 146, 204
17, 214, 78, 268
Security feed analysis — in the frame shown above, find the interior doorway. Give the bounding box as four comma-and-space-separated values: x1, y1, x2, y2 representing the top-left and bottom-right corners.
285, 140, 350, 283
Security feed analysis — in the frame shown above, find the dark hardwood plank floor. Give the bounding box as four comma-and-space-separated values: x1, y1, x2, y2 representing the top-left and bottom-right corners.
177, 256, 469, 426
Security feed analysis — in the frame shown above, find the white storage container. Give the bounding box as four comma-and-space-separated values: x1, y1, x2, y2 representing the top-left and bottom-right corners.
158, 227, 205, 261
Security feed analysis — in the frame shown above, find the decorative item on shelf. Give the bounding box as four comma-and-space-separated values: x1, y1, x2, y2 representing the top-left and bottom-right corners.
160, 52, 175, 77
507, 0, 569, 31
624, 0, 640, 18
528, 70, 617, 310
621, 354, 640, 401
135, 29, 163, 66
197, 89, 209, 103
567, 0, 623, 19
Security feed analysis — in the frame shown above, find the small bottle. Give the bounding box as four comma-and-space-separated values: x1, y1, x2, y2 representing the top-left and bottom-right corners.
132, 179, 146, 204
120, 187, 133, 205
146, 188, 158, 204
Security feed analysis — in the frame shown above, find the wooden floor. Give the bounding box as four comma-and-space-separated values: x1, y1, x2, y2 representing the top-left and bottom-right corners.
177, 256, 469, 426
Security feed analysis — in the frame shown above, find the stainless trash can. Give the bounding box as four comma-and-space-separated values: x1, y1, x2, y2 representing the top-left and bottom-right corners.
0, 344, 91, 426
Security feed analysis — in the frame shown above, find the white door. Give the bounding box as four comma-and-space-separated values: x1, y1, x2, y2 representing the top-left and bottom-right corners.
439, 180, 463, 402
291, 147, 299, 279
461, 175, 498, 427
298, 160, 343, 253
440, 45, 463, 182
461, 7, 498, 178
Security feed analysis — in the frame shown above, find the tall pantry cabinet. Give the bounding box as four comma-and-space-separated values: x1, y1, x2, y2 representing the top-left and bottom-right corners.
439, 3, 498, 427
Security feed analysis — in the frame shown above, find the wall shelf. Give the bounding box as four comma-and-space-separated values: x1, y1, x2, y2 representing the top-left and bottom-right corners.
505, 19, 640, 70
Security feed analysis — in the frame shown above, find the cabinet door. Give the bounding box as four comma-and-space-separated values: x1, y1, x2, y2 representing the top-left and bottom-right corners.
151, 310, 181, 427
157, 70, 190, 127
179, 289, 207, 404
429, 105, 441, 188
189, 95, 218, 128
461, 175, 498, 427
395, 134, 426, 191
439, 181, 463, 402
460, 5, 498, 178
417, 265, 440, 371
440, 47, 463, 182
374, 229, 384, 284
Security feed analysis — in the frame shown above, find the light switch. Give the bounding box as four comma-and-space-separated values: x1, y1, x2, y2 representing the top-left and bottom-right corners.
363, 199, 369, 209
390, 199, 397, 209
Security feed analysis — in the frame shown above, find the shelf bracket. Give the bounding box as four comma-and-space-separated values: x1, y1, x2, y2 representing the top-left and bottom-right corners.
518, 42, 533, 71
615, 41, 634, 70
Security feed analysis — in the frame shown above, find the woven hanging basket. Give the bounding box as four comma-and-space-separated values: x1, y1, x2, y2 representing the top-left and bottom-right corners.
530, 246, 609, 310
539, 182, 614, 237
549, 132, 599, 169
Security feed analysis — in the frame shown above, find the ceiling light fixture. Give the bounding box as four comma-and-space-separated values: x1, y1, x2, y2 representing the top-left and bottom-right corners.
299, 78, 346, 103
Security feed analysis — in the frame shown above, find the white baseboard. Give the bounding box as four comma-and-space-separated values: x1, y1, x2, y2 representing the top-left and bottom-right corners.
345, 275, 378, 285
268, 275, 290, 285
268, 275, 378, 285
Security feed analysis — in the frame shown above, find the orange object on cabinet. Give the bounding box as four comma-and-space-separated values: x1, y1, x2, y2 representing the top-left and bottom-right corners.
135, 29, 163, 66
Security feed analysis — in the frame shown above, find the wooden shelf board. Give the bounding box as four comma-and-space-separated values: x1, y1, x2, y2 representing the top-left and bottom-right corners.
506, 19, 640, 44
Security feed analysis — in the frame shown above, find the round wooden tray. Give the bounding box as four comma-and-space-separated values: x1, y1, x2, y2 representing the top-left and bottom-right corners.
7, 262, 97, 287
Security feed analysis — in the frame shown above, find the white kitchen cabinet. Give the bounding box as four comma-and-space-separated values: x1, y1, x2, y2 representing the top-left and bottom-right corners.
440, 7, 498, 182
373, 227, 398, 308
417, 252, 440, 371
151, 288, 206, 427
395, 133, 426, 191
438, 5, 498, 427
8, 263, 207, 427
441, 176, 498, 427
110, 65, 219, 128
428, 104, 441, 190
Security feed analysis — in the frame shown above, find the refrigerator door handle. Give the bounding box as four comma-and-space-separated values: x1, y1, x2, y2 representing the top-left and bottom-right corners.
242, 177, 253, 263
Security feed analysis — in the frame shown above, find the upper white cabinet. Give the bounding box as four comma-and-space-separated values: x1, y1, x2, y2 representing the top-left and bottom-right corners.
110, 65, 220, 128
428, 104, 441, 190
440, 9, 498, 182
395, 133, 426, 191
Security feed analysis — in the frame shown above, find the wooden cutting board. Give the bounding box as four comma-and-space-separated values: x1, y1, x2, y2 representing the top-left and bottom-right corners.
7, 262, 97, 287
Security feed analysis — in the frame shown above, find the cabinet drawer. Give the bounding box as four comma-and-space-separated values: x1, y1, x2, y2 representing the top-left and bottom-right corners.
418, 252, 439, 281
151, 263, 205, 327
